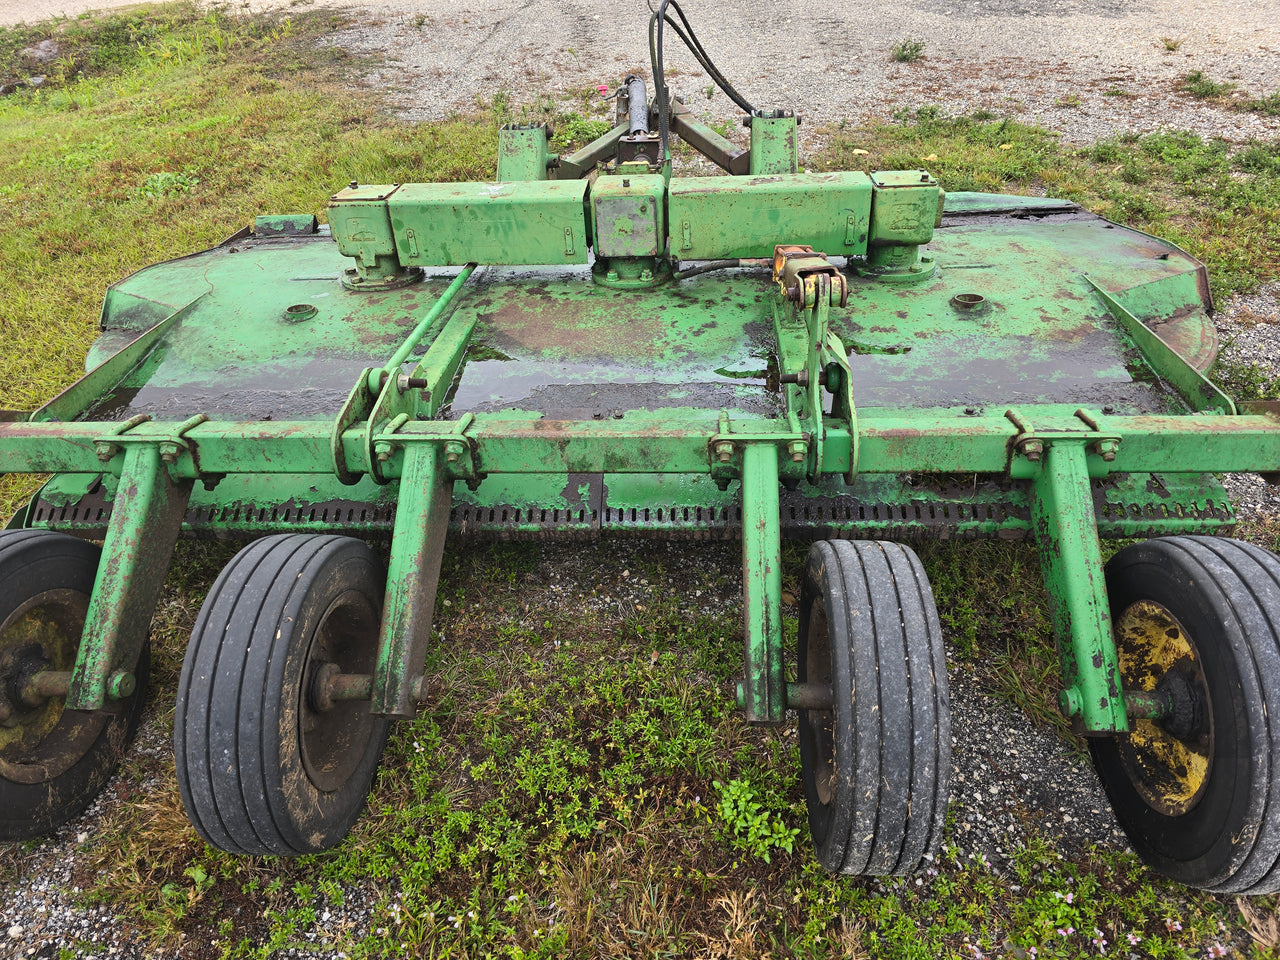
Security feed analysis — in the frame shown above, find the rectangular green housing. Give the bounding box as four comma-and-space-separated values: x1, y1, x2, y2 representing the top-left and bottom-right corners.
591, 174, 666, 258
385, 180, 591, 266
668, 172, 872, 260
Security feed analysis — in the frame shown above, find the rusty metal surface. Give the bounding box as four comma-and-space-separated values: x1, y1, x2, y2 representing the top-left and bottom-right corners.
442, 266, 779, 418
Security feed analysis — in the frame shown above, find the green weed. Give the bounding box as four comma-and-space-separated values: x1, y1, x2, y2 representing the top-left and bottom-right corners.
1182, 70, 1237, 99
891, 38, 926, 63
714, 777, 800, 863
1211, 357, 1280, 401
1243, 91, 1280, 116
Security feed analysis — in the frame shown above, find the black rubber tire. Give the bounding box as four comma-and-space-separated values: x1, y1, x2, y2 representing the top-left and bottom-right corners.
0, 530, 149, 840
1090, 535, 1280, 894
798, 539, 951, 875
174, 534, 390, 856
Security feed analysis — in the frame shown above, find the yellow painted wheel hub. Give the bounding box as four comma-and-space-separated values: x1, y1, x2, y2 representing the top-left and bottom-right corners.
1113, 600, 1211, 817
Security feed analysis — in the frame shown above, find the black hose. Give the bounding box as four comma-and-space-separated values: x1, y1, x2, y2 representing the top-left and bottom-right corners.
673, 259, 742, 280
663, 1, 755, 114
648, 0, 755, 161
652, 1, 672, 161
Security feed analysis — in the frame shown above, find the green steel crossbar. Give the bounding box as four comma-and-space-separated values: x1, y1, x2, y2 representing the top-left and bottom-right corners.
2, 412, 1280, 479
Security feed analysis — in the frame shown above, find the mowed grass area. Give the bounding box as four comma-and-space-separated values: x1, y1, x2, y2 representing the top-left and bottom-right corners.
0, 5, 1279, 958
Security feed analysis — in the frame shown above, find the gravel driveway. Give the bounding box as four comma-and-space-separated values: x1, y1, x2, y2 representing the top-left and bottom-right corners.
6, 0, 1279, 143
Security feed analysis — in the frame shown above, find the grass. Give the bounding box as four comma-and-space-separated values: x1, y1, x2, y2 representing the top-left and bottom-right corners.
891, 38, 926, 63
0, 6, 1279, 958
1182, 70, 1237, 99
1181, 70, 1280, 115
816, 107, 1280, 299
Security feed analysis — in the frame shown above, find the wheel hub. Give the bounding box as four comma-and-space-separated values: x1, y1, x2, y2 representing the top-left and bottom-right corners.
1114, 600, 1211, 817
0, 589, 106, 785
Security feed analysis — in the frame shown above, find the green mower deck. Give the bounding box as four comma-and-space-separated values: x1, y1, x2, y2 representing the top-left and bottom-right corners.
4, 60, 1280, 894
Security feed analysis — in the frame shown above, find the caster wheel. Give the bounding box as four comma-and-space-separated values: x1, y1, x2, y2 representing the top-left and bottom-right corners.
0, 530, 149, 839
1090, 536, 1280, 893
175, 534, 389, 855
798, 540, 951, 875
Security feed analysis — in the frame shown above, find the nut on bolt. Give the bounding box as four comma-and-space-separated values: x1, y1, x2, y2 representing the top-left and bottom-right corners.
1020, 439, 1044, 462
445, 440, 466, 464
94, 442, 115, 463
159, 442, 183, 464
714, 440, 735, 463
1093, 438, 1120, 462
788, 440, 807, 463
374, 441, 395, 463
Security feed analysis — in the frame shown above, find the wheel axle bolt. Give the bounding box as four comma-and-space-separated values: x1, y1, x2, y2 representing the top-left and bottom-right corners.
107, 670, 136, 700
1058, 686, 1083, 718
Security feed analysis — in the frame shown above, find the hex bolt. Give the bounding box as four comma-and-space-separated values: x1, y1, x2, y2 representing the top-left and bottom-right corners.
397, 375, 430, 392
445, 441, 466, 464
94, 442, 115, 463
606, 269, 619, 282
107, 669, 136, 700
374, 441, 394, 463
159, 442, 182, 464
788, 440, 807, 463
640, 268, 653, 282
1021, 439, 1044, 462
1094, 439, 1119, 462
714, 440, 735, 463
